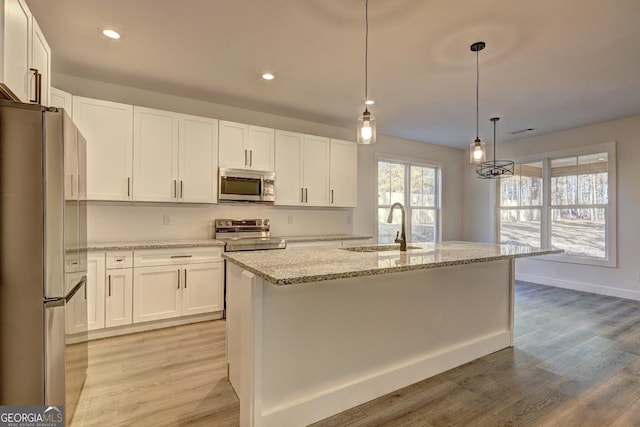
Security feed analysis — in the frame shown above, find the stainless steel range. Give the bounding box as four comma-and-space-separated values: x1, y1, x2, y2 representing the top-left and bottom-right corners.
214, 218, 286, 251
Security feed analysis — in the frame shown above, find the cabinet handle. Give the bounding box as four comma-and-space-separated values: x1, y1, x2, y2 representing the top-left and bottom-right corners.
177, 269, 181, 289
170, 255, 193, 258
37, 71, 42, 105
184, 269, 187, 289
70, 174, 74, 196
29, 68, 38, 103
180, 180, 183, 199
305, 188, 308, 203
331, 189, 334, 204
108, 275, 112, 297
115, 257, 124, 262
84, 279, 87, 300
250, 150, 253, 167
244, 149, 248, 167
127, 177, 131, 197
173, 180, 177, 198
300, 188, 304, 203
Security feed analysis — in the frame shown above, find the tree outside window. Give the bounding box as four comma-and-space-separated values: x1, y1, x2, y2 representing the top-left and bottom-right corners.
377, 159, 440, 244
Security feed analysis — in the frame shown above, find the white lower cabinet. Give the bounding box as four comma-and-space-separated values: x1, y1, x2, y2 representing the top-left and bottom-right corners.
86, 253, 106, 331
133, 248, 223, 324
65, 272, 88, 335
105, 251, 133, 328
182, 262, 224, 315
133, 266, 182, 323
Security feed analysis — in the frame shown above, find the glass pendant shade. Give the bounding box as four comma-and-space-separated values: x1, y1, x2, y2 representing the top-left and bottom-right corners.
357, 109, 376, 144
469, 138, 486, 163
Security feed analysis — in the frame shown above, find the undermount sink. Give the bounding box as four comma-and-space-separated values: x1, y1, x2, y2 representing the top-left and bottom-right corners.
340, 244, 421, 253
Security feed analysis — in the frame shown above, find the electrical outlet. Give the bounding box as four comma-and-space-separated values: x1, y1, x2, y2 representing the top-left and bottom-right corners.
288, 215, 294, 225
347, 215, 352, 225
163, 214, 172, 225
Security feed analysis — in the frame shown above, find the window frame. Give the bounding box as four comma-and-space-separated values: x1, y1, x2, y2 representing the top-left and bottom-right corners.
495, 142, 617, 267
375, 152, 443, 244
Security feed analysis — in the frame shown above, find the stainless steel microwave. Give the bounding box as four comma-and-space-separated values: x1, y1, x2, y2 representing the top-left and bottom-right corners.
218, 168, 275, 203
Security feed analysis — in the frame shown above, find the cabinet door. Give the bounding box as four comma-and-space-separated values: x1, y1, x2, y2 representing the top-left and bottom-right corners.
72, 96, 133, 201
302, 135, 330, 206
329, 139, 357, 207
218, 121, 248, 169
274, 130, 303, 206
133, 266, 181, 323
86, 254, 106, 331
247, 125, 274, 171
63, 113, 78, 200
133, 107, 179, 202
178, 114, 218, 203
105, 268, 133, 327
30, 18, 50, 106
2, 0, 31, 102
65, 272, 87, 335
181, 262, 224, 316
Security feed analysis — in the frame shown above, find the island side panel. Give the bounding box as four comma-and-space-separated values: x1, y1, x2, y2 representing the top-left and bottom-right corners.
259, 259, 512, 427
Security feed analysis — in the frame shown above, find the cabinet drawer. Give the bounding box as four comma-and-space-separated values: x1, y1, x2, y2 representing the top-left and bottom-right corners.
106, 251, 133, 269
134, 247, 222, 267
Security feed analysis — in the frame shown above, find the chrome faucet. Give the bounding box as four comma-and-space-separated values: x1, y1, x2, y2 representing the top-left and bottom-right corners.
387, 202, 407, 251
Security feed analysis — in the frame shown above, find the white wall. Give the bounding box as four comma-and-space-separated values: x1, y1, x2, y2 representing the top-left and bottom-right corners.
55, 73, 463, 242
462, 114, 640, 300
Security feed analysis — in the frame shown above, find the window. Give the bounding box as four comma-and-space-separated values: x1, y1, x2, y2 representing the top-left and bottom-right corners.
550, 153, 608, 258
499, 162, 543, 248
497, 143, 616, 266
377, 158, 441, 244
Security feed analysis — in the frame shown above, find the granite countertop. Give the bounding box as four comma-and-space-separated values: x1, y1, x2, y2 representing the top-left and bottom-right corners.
279, 234, 372, 243
85, 239, 225, 251
222, 241, 563, 286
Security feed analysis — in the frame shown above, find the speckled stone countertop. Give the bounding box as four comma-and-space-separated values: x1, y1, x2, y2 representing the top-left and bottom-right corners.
279, 234, 372, 243
223, 241, 563, 285
86, 239, 225, 251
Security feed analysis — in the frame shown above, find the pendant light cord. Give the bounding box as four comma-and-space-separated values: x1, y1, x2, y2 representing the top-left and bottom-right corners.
476, 48, 479, 140
493, 119, 497, 160
364, 0, 369, 104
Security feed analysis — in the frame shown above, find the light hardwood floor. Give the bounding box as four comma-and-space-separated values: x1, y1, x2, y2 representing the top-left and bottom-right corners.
71, 282, 640, 426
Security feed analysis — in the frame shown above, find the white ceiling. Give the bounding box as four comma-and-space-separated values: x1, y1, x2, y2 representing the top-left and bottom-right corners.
26, 0, 640, 148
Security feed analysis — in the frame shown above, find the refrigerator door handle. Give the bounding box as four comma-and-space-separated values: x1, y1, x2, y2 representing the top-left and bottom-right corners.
65, 275, 87, 304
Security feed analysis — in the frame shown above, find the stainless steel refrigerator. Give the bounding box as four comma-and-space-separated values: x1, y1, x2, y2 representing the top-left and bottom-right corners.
0, 99, 88, 423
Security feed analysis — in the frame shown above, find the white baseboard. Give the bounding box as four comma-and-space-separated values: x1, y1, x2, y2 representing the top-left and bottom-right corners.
516, 273, 640, 301
259, 331, 511, 427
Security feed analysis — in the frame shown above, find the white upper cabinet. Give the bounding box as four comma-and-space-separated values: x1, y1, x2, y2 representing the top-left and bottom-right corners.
133, 106, 179, 202
274, 131, 329, 206
274, 130, 304, 205
246, 125, 275, 171
50, 87, 72, 115
1, 0, 31, 102
301, 135, 330, 206
30, 18, 50, 106
219, 121, 274, 171
133, 107, 218, 203
329, 139, 357, 207
73, 96, 134, 201
0, 0, 51, 105
178, 114, 218, 203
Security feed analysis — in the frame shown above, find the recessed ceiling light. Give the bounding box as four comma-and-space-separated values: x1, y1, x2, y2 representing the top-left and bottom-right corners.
102, 29, 121, 39
262, 73, 274, 80
365, 99, 375, 105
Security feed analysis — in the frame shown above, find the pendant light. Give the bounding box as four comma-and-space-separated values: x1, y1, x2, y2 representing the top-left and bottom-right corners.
357, 0, 376, 144
476, 117, 515, 179
469, 41, 486, 163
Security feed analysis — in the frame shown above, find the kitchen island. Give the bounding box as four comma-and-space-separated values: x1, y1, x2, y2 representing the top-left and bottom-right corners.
223, 241, 560, 427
